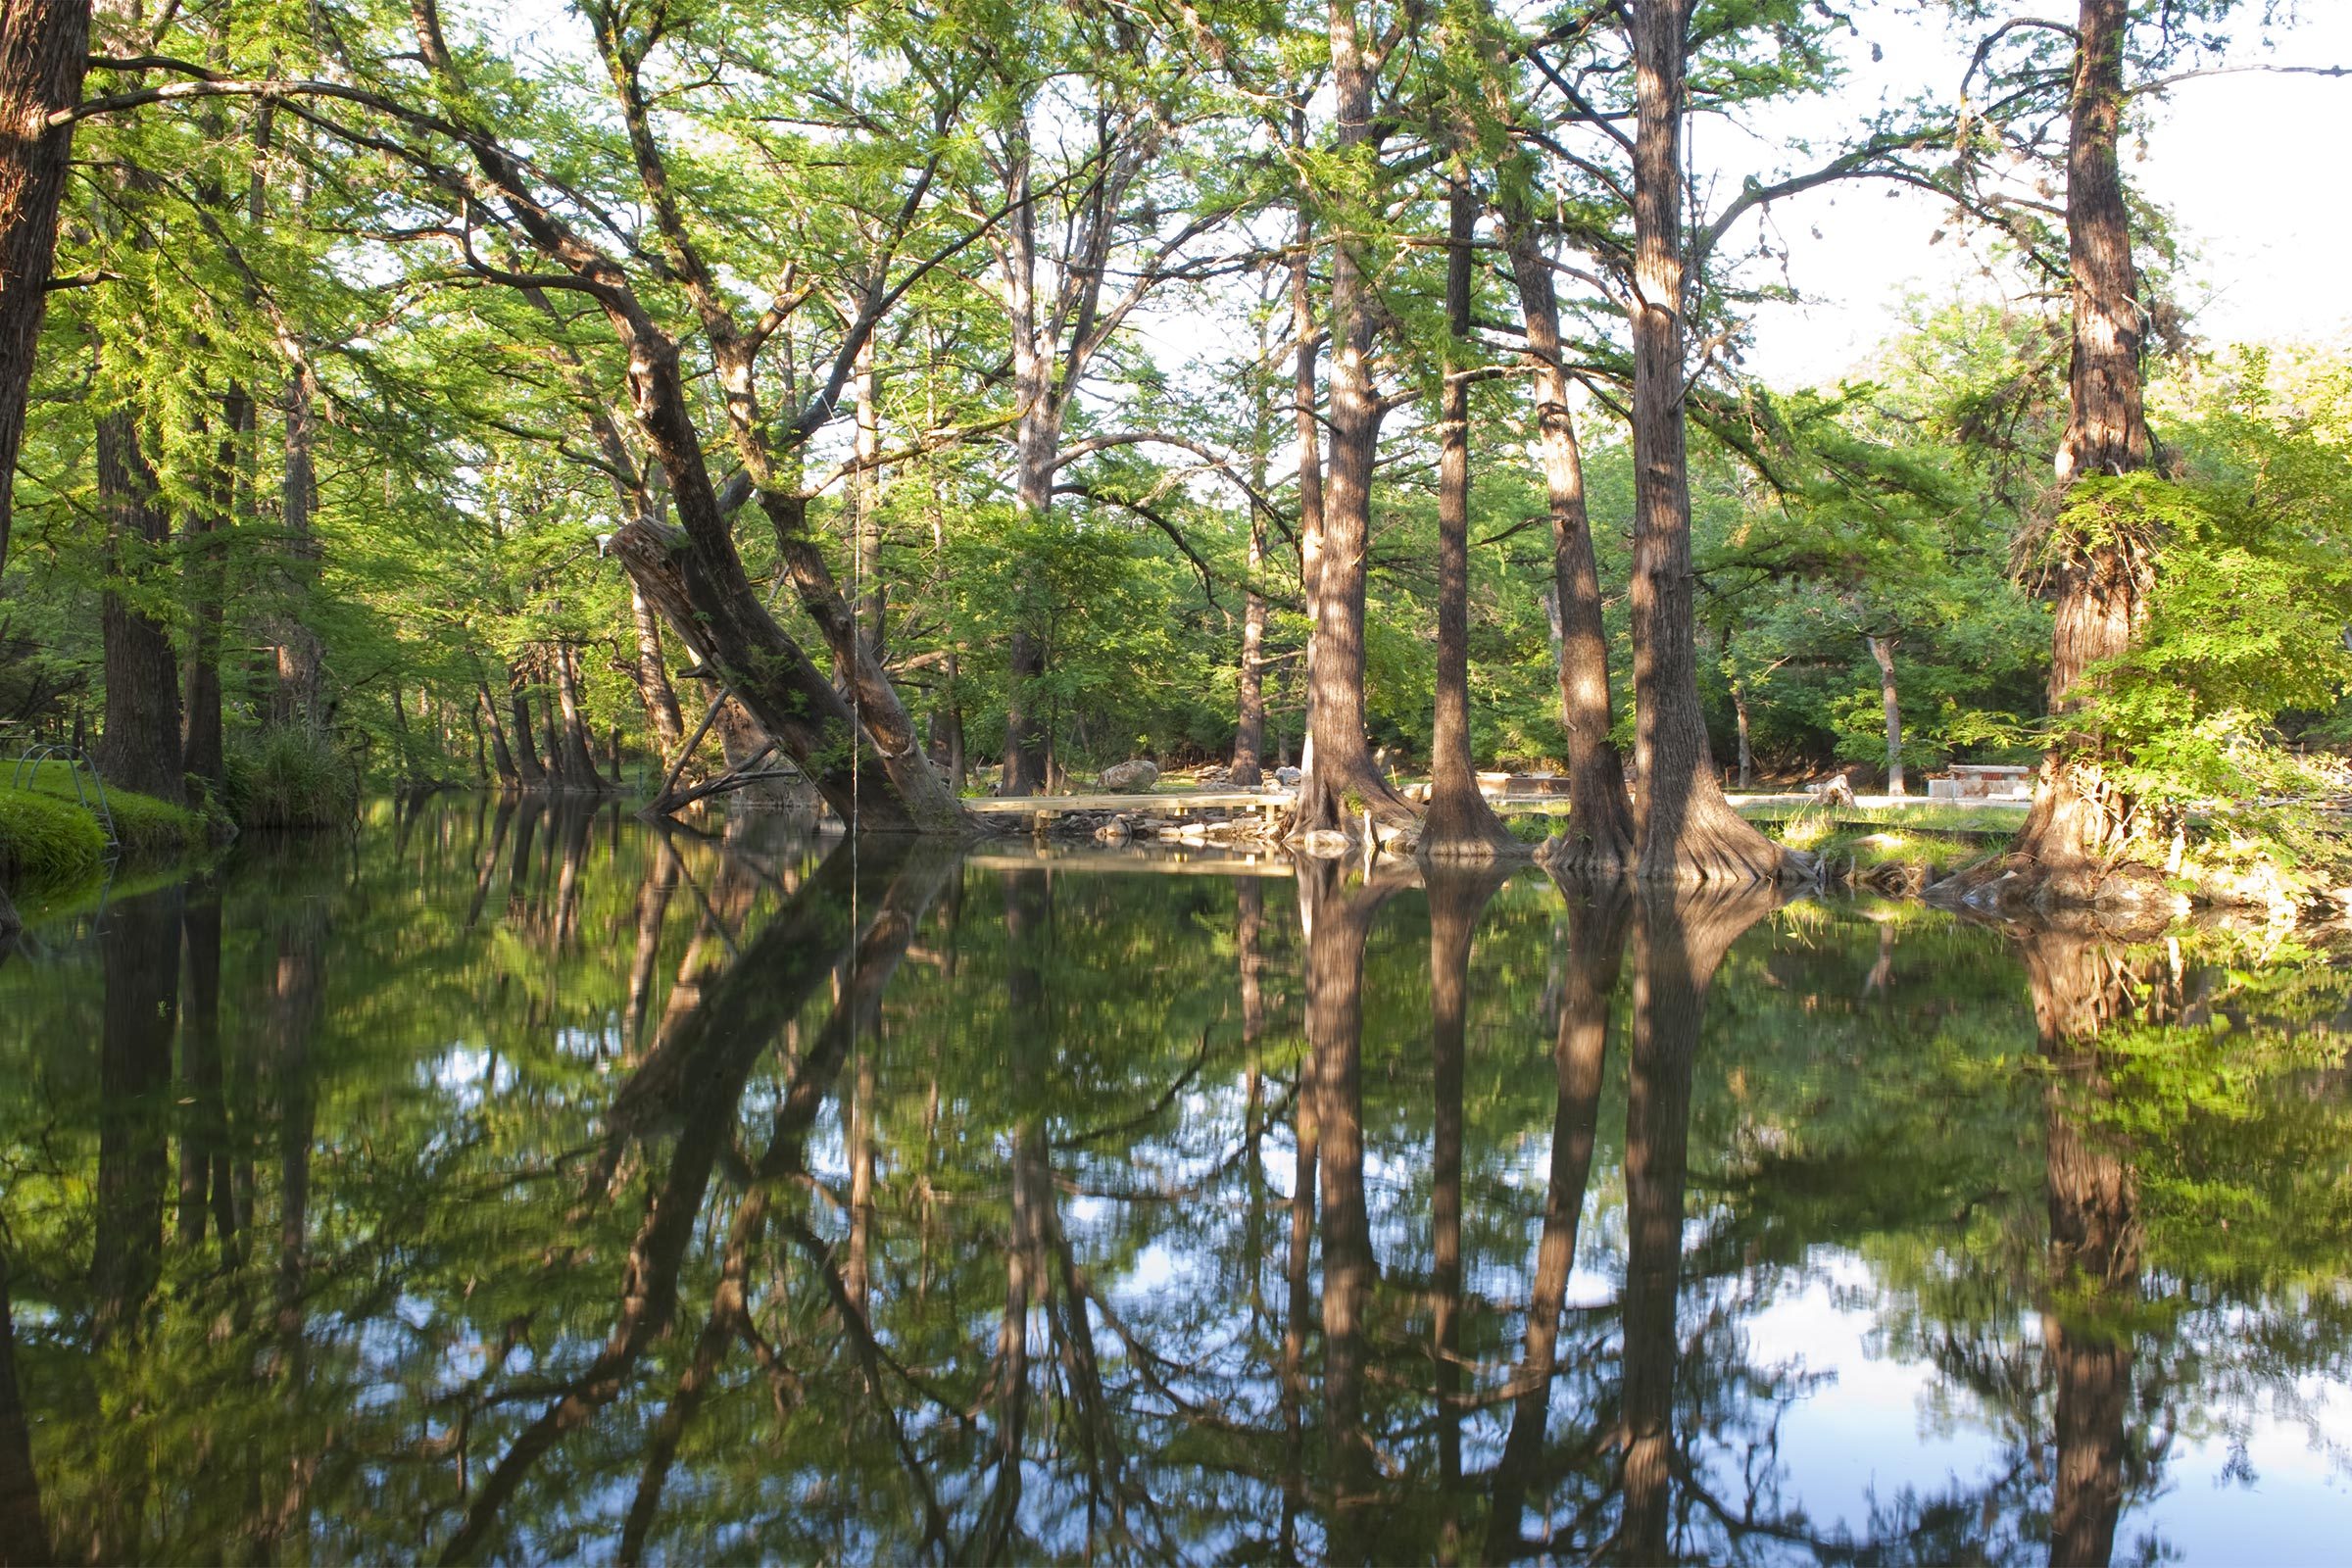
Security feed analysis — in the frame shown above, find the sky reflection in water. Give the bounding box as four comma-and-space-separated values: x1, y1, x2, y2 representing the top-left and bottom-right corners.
0, 795, 2347, 1565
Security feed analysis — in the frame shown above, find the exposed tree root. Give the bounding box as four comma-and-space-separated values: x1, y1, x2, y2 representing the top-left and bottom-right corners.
1290, 747, 1421, 850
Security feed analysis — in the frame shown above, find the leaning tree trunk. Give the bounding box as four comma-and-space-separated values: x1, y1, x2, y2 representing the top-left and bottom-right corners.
1502, 212, 1637, 872
2013, 0, 2154, 905
1625, 0, 1783, 883
1296, 0, 1420, 842
91, 406, 187, 805
0, 0, 91, 582
1422, 177, 1516, 860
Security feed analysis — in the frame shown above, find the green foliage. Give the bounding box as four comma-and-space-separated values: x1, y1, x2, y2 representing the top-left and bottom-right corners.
223, 728, 361, 829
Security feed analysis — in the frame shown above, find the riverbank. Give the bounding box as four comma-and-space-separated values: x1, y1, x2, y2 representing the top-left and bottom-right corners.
0, 769, 215, 910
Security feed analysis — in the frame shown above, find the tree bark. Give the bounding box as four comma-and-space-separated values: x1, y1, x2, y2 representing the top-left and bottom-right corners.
92, 405, 187, 805
2021, 927, 2150, 1568
267, 355, 327, 732
181, 390, 245, 795
1501, 212, 1637, 872
0, 1246, 47, 1568
0, 0, 91, 581
1625, 0, 1784, 883
93, 886, 181, 1347
1232, 345, 1272, 788
1867, 635, 1905, 796
1486, 885, 1628, 1560
477, 678, 518, 785
505, 666, 546, 788
1291, 181, 1327, 786
552, 642, 608, 792
2013, 0, 2154, 901
1616, 887, 1774, 1558
626, 584, 684, 765
1423, 179, 1515, 860
1299, 857, 1399, 1564
1297, 0, 1419, 840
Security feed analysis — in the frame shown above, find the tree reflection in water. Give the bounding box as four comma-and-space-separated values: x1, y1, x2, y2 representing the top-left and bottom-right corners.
0, 802, 2348, 1564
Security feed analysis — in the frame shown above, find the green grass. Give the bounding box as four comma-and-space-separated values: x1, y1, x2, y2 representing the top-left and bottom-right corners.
225, 727, 359, 828
1736, 800, 2030, 834
17, 768, 211, 857
0, 787, 109, 893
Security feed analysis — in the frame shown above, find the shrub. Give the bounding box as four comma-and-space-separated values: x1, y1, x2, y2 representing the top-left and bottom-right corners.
225, 727, 360, 829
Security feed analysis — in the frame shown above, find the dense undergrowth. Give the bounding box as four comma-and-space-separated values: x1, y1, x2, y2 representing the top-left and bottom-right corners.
225, 727, 361, 828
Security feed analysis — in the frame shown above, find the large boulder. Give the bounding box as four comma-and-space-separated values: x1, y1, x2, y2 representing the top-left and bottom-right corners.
1097, 759, 1159, 793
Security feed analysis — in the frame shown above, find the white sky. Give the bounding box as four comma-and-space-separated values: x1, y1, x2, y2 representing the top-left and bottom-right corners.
1729, 4, 2352, 386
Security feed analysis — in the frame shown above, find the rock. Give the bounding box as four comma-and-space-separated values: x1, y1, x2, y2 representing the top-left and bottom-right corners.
1807, 773, 1857, 808
1097, 760, 1159, 793
1296, 829, 1349, 858
1274, 766, 1303, 787
1094, 816, 1133, 845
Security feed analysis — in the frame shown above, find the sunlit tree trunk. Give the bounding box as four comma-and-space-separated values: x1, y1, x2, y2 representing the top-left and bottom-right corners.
1291, 179, 1327, 789
1625, 0, 1783, 883
1500, 216, 1637, 871
1424, 179, 1514, 860
2013, 0, 2155, 901
1868, 635, 1905, 796
1298, 0, 1419, 841
268, 353, 327, 732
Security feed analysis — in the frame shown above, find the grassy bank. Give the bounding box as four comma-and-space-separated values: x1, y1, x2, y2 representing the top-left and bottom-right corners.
0, 765, 213, 900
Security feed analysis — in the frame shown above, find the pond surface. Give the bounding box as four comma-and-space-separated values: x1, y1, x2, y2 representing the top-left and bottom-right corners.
1, 797, 2349, 1565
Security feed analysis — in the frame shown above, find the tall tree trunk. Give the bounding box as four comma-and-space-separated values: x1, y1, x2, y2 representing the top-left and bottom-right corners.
1300, 858, 1399, 1564
0, 0, 90, 582
2013, 0, 2154, 902
1501, 216, 1638, 871
1298, 0, 1418, 840
1232, 360, 1272, 788
93, 886, 181, 1346
0, 1245, 47, 1568
182, 389, 244, 795
1426, 864, 1507, 1547
1486, 885, 1628, 1559
2021, 928, 2151, 1568
92, 405, 187, 805
627, 585, 684, 765
1615, 888, 1773, 1558
1424, 178, 1514, 859
1733, 677, 1753, 790
506, 666, 547, 788
1867, 635, 1905, 796
268, 354, 327, 732
477, 678, 518, 785
998, 186, 1060, 800
553, 642, 606, 791
1624, 0, 1783, 883
1291, 177, 1327, 787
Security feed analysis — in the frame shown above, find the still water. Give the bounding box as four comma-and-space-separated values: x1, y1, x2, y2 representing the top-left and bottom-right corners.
1, 797, 2348, 1565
